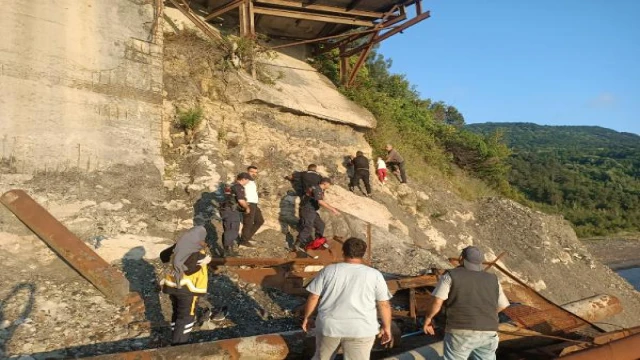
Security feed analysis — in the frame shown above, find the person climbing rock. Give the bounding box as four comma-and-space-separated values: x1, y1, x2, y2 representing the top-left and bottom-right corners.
376, 156, 388, 184
240, 165, 264, 248
296, 177, 339, 248
160, 226, 212, 346
349, 151, 372, 197
220, 173, 251, 257
286, 164, 323, 197
385, 144, 407, 183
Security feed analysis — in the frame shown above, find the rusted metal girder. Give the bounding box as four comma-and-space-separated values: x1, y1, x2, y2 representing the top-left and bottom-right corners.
561, 295, 622, 323
167, 0, 223, 41
555, 332, 640, 360
83, 330, 306, 359
0, 190, 136, 307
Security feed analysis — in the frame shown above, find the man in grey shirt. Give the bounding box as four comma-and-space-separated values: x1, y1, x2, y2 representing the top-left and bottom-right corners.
423, 246, 510, 360
303, 237, 393, 360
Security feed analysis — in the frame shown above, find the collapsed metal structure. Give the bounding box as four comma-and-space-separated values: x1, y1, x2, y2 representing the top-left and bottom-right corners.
167, 0, 431, 86
2, 189, 639, 359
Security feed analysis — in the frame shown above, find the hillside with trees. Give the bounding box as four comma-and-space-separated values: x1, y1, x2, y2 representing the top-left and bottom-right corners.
468, 123, 640, 237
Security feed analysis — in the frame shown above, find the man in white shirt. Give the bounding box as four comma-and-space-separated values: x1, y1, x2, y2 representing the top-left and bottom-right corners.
239, 165, 264, 247
303, 237, 393, 360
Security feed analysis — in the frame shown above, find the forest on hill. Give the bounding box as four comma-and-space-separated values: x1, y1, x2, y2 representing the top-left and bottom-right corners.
468, 123, 640, 237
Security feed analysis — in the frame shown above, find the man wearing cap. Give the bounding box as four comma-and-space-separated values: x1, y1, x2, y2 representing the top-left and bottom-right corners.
422, 246, 510, 360
220, 173, 252, 257
296, 177, 339, 248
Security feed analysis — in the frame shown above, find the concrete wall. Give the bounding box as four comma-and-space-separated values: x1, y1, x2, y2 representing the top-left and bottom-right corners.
0, 0, 164, 173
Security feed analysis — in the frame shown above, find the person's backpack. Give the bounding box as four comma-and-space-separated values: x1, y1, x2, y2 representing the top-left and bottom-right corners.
305, 237, 328, 250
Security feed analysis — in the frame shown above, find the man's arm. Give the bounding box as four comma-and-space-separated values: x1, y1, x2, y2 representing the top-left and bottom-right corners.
497, 282, 510, 313
423, 297, 445, 335
302, 294, 320, 332
318, 200, 339, 215
377, 300, 393, 345
237, 199, 250, 214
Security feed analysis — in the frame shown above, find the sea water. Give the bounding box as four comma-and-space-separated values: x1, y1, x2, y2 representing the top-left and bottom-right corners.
617, 267, 640, 291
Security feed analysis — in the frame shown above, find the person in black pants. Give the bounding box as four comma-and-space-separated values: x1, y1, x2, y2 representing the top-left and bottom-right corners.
160, 226, 211, 345
349, 151, 372, 197
220, 173, 251, 257
240, 165, 264, 247
385, 144, 407, 183
296, 177, 339, 247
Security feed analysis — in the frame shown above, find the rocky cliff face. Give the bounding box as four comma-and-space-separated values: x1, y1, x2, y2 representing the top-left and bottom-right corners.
0, 13, 638, 359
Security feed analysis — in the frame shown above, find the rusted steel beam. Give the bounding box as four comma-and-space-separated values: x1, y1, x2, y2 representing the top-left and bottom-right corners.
341, 10, 431, 57
484, 251, 507, 271
387, 275, 438, 293
316, 13, 406, 54
561, 295, 622, 323
255, 0, 384, 18
210, 256, 329, 267
84, 330, 306, 359
0, 190, 132, 305
555, 332, 640, 360
346, 32, 377, 86
253, 6, 375, 27
204, 0, 243, 21
167, 0, 223, 41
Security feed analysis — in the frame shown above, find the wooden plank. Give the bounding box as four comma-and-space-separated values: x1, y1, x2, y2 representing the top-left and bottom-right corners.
319, 11, 406, 54
253, 6, 374, 27
255, 0, 383, 18
204, 0, 244, 21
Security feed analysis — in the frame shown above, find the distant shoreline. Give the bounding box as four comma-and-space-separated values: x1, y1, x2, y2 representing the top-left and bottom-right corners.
582, 237, 640, 271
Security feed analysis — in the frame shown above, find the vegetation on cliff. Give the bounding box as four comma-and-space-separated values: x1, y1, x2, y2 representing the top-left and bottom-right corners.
312, 49, 514, 195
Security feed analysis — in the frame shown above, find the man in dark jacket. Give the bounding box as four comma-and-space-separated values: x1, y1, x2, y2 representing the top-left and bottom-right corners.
422, 246, 510, 360
220, 173, 251, 257
385, 144, 407, 183
286, 164, 323, 197
349, 151, 372, 197
296, 177, 339, 247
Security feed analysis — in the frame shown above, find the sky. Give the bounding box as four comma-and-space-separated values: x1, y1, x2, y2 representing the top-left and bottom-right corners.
377, 0, 640, 134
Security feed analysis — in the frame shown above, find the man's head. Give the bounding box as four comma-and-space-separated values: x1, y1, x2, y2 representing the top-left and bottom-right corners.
319, 177, 332, 190
460, 246, 484, 271
385, 144, 393, 151
356, 151, 363, 157
236, 172, 252, 186
307, 164, 317, 171
247, 165, 258, 179
342, 237, 367, 259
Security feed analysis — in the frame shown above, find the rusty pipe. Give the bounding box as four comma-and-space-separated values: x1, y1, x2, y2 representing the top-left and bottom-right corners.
561, 294, 623, 323
83, 330, 306, 359
1, 189, 132, 306
557, 332, 640, 360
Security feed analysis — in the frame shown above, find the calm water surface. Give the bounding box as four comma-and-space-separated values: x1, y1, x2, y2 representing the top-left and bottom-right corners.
617, 267, 640, 291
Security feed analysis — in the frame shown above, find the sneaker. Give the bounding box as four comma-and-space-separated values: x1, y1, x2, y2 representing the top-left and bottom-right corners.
223, 246, 237, 257
210, 306, 228, 322
238, 240, 256, 248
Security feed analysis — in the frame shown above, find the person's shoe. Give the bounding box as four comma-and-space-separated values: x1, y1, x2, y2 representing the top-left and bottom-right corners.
210, 306, 228, 321
224, 246, 237, 257
238, 240, 256, 248
366, 193, 372, 197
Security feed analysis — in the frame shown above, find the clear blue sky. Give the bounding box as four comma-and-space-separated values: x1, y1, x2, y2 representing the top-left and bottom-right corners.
378, 0, 640, 134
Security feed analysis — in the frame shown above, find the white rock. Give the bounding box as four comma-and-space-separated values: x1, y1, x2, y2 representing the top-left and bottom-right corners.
0, 320, 10, 329
164, 200, 186, 211
121, 199, 132, 205
99, 201, 124, 211
163, 180, 176, 191
223, 160, 235, 168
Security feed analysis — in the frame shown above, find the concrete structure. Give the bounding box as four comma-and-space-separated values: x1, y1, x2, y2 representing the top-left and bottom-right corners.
0, 0, 164, 173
